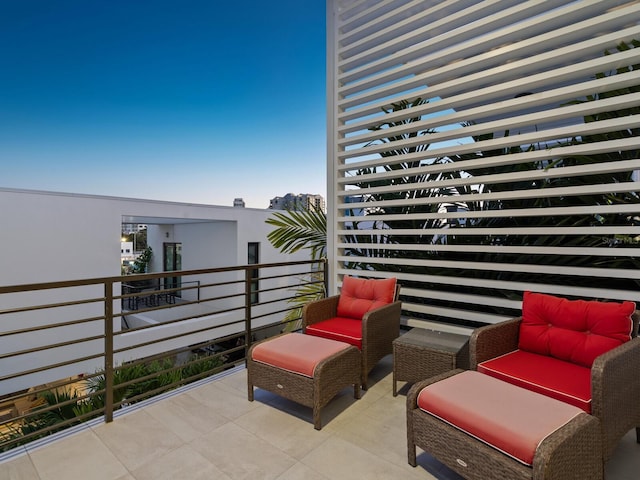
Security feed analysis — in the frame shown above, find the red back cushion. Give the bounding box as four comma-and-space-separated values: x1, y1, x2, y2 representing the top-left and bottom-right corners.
518, 291, 635, 367
336, 276, 397, 320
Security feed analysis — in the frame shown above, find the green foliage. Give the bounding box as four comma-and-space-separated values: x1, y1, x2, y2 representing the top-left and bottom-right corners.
442, 40, 640, 292
343, 40, 640, 315
84, 355, 223, 409
266, 205, 327, 260
1, 352, 224, 453
132, 246, 153, 273
280, 278, 326, 332
346, 97, 457, 271
0, 389, 84, 452
37, 389, 82, 423
266, 205, 327, 327
180, 353, 225, 379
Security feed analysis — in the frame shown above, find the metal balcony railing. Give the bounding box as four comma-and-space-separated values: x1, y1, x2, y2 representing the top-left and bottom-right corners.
0, 259, 327, 453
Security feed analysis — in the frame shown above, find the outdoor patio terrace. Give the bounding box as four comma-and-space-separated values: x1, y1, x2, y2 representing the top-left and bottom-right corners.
1, 263, 639, 479
1, 357, 638, 480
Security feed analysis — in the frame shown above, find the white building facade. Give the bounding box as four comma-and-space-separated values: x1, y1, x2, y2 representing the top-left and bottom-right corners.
0, 187, 311, 395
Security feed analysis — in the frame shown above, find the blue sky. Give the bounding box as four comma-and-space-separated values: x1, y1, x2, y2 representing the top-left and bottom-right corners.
0, 1, 327, 209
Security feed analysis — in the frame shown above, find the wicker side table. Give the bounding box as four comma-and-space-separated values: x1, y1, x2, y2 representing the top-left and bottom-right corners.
393, 328, 469, 396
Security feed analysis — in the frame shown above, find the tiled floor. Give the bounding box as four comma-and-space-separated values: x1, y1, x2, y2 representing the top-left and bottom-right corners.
1, 357, 638, 480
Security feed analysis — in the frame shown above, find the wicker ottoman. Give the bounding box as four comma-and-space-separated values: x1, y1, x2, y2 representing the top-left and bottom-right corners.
247, 333, 361, 429
407, 370, 603, 480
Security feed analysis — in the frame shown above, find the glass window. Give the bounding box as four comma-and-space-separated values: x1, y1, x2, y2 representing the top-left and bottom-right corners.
248, 243, 259, 305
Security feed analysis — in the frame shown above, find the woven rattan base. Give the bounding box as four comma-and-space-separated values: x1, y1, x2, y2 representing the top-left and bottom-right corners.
393, 328, 469, 396
407, 370, 604, 480
247, 335, 361, 429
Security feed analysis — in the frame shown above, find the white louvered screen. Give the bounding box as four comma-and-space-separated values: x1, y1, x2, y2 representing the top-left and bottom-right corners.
327, 0, 640, 328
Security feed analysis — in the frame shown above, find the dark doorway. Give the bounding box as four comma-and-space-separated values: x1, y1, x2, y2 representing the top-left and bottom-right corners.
164, 242, 182, 297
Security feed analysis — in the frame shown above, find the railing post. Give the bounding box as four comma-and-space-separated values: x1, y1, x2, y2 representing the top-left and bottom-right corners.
244, 267, 254, 363
323, 258, 329, 298
104, 281, 114, 423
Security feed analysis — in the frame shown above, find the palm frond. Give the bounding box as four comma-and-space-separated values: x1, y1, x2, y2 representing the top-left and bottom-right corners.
266, 205, 326, 260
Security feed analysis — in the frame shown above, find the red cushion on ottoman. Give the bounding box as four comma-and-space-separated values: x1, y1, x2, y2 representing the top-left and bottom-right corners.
251, 333, 351, 377
417, 371, 584, 466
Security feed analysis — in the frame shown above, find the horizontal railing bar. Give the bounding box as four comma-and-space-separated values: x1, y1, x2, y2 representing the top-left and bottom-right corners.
179, 365, 229, 384
250, 319, 300, 336
0, 353, 105, 382
192, 291, 244, 303
121, 281, 204, 298
0, 334, 105, 360
113, 318, 247, 355
114, 364, 193, 391
251, 307, 299, 321
16, 390, 95, 420
114, 305, 246, 336
0, 372, 105, 407
184, 279, 244, 291
253, 295, 299, 307
0, 297, 105, 316
111, 354, 237, 407
6, 397, 105, 430
110, 332, 238, 370
0, 259, 321, 295
0, 316, 105, 338
188, 333, 243, 352
2, 414, 91, 448
0, 258, 325, 453
253, 283, 304, 295
255, 269, 318, 282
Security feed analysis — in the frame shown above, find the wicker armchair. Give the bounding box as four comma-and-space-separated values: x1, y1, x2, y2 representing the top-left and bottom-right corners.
303, 276, 401, 389
470, 311, 640, 462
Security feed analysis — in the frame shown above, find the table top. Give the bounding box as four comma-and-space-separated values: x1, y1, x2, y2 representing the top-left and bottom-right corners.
394, 327, 469, 354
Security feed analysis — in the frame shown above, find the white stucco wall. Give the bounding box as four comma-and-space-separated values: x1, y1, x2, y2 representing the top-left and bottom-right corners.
0, 189, 123, 285
0, 188, 311, 395
175, 221, 237, 270
0, 187, 301, 285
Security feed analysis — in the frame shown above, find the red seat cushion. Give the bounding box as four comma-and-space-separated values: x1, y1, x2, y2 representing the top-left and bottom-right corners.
251, 333, 351, 377
519, 291, 634, 367
478, 350, 592, 412
417, 371, 583, 466
305, 317, 363, 349
336, 276, 396, 320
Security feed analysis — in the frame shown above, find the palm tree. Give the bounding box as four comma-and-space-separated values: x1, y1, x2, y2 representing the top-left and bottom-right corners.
266, 206, 327, 259
266, 205, 327, 330
444, 40, 640, 297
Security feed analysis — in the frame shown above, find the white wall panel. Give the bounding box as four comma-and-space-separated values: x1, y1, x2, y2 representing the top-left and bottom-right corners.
328, 0, 640, 327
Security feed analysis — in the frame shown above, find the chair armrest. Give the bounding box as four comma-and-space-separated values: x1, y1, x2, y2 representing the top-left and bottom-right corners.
361, 300, 402, 341
532, 413, 602, 480
469, 317, 521, 370
302, 295, 340, 328
406, 369, 464, 467
591, 336, 640, 458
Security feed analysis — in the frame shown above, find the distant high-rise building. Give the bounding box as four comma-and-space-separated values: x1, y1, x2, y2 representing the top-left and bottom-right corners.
233, 198, 245, 208
269, 193, 325, 212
